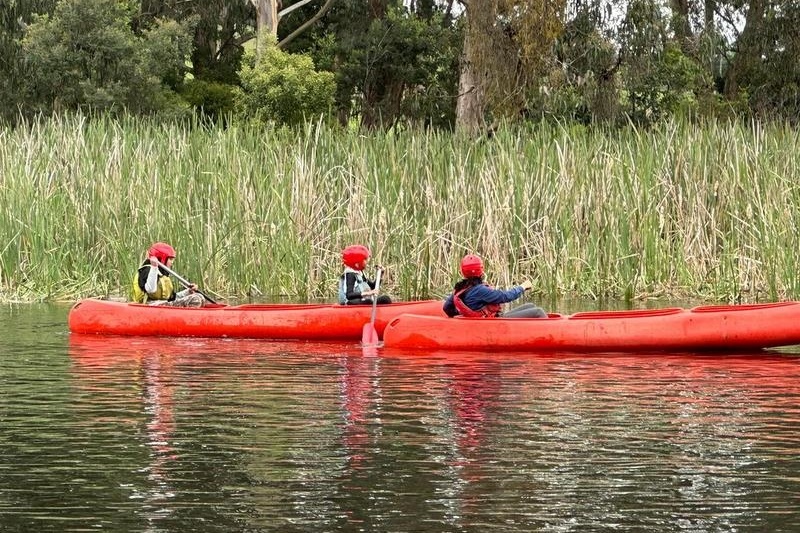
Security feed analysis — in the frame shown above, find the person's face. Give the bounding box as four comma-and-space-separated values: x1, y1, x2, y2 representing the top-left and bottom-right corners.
166, 257, 175, 266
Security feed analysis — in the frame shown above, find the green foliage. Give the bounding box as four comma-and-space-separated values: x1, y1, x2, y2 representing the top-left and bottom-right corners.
19, 0, 192, 116
180, 79, 236, 123
396, 14, 461, 129
310, 2, 460, 129
5, 115, 800, 303
137, 0, 252, 84
0, 0, 57, 124
547, 8, 619, 123
141, 17, 195, 90
733, 4, 800, 120
624, 43, 707, 123
235, 47, 334, 126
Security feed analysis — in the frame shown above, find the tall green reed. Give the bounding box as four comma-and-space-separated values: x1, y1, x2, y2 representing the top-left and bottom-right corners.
2, 114, 799, 304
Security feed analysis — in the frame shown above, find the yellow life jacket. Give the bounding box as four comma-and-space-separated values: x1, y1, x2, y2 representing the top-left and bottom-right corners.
131, 265, 175, 303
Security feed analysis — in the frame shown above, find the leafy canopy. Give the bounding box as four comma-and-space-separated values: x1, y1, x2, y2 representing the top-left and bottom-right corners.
235, 44, 335, 126
20, 0, 192, 115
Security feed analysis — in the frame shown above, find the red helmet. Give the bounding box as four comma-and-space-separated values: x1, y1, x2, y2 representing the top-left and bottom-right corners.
460, 254, 484, 277
148, 242, 176, 265
342, 244, 370, 270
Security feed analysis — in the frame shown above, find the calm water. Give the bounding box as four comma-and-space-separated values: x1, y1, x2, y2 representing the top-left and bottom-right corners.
1, 303, 800, 532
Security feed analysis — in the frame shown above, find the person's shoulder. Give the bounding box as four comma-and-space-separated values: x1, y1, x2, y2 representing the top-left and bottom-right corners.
470, 282, 492, 293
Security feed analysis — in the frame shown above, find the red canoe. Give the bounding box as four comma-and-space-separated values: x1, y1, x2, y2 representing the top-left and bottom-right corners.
69, 298, 445, 340
382, 301, 800, 352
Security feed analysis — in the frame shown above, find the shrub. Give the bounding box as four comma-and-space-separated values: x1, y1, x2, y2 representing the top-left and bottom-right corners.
235, 46, 335, 126
181, 79, 236, 123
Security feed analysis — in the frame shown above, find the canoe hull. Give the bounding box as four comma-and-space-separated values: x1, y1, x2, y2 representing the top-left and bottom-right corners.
69, 298, 444, 340
382, 302, 800, 352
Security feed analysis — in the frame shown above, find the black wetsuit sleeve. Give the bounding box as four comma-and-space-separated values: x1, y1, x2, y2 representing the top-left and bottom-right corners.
137, 266, 149, 292
344, 272, 362, 300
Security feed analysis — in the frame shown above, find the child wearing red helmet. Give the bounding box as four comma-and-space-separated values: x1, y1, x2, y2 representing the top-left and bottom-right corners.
443, 254, 546, 318
338, 244, 392, 305
131, 242, 205, 307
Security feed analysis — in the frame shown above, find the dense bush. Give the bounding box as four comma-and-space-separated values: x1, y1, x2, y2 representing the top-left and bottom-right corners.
181, 79, 237, 123
19, 0, 192, 116
235, 46, 335, 127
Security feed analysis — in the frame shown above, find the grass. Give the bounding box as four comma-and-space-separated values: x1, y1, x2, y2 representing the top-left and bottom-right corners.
1, 114, 799, 304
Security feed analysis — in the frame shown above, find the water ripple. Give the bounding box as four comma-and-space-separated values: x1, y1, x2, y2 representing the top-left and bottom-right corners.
1, 310, 800, 531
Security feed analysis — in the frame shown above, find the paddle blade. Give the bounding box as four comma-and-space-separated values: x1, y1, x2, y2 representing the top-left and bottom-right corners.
361, 322, 380, 347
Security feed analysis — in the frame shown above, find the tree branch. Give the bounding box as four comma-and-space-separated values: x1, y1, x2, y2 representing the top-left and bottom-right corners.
277, 0, 335, 49
279, 0, 315, 19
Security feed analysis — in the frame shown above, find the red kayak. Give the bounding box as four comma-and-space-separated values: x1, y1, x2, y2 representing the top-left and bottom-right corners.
69, 298, 445, 340
382, 301, 800, 352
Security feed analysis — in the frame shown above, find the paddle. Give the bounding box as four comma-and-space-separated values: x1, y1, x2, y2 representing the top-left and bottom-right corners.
361, 268, 383, 347
155, 259, 217, 304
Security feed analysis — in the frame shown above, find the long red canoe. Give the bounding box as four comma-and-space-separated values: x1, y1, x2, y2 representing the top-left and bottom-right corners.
69, 298, 445, 340
382, 301, 800, 352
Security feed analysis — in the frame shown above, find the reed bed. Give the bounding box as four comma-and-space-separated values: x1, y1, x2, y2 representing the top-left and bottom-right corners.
2, 114, 800, 304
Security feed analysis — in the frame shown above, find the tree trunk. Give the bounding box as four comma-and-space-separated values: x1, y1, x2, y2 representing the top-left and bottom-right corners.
704, 0, 715, 31
669, 0, 693, 53
251, 0, 279, 61
361, 79, 405, 130
455, 0, 497, 135
724, 0, 764, 100
455, 32, 484, 136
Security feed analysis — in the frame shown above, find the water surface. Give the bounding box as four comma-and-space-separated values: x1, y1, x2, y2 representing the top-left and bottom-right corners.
1, 304, 799, 532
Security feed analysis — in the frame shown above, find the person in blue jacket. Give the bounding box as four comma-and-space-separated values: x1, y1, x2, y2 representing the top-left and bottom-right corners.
443, 254, 547, 318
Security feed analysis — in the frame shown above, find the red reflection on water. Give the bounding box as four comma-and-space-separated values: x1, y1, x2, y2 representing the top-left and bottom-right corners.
69, 334, 800, 511
340, 354, 377, 467
448, 363, 501, 456
382, 350, 800, 456
68, 334, 348, 368
68, 335, 359, 486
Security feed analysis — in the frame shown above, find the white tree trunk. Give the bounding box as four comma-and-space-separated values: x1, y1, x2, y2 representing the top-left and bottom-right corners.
455, 26, 484, 136
455, 0, 496, 135
250, 0, 279, 61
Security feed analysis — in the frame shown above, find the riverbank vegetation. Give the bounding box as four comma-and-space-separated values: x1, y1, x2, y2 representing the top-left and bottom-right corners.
3, 1, 800, 303
2, 115, 799, 304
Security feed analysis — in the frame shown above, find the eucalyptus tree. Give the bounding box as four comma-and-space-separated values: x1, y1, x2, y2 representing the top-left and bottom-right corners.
455, 0, 566, 134
546, 0, 716, 124
720, 0, 800, 118
249, 0, 335, 59
290, 0, 460, 129
138, 0, 254, 83
0, 0, 57, 123
20, 0, 193, 116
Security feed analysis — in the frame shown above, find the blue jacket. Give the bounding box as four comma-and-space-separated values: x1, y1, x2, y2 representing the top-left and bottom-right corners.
443, 283, 525, 317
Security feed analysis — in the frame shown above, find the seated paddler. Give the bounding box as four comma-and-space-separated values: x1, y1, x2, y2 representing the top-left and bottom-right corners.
443, 254, 547, 318
338, 244, 392, 305
131, 242, 205, 308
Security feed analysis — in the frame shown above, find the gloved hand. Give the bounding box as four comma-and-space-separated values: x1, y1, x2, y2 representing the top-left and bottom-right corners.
520, 280, 533, 291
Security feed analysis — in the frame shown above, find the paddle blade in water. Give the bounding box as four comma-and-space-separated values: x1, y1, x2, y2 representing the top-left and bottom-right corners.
361, 323, 379, 347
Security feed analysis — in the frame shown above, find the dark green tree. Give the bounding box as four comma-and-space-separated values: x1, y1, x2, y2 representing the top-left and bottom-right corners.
309, 0, 461, 129
20, 0, 193, 116
137, 0, 253, 84
722, 0, 800, 119
0, 0, 57, 123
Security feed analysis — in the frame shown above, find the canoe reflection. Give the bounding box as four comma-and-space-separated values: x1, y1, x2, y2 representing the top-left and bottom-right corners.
67, 334, 800, 530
